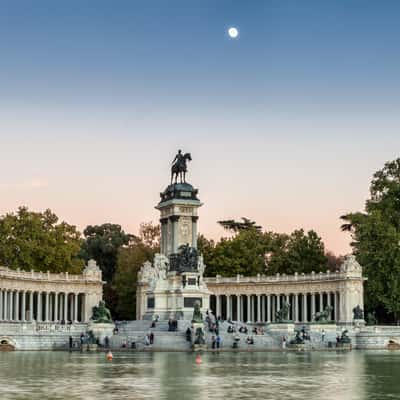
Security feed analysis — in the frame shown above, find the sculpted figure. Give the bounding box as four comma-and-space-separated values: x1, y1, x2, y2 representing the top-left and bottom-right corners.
353, 304, 364, 320
275, 301, 291, 323
171, 150, 192, 184
192, 301, 203, 323
91, 301, 112, 323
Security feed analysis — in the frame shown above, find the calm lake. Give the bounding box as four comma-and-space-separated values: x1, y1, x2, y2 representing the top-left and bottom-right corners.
0, 351, 399, 400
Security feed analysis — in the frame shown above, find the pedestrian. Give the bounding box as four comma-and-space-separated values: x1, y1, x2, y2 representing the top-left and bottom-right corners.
150, 332, 154, 345
69, 335, 73, 351
105, 336, 110, 348
216, 335, 221, 349
321, 329, 325, 342
282, 336, 286, 349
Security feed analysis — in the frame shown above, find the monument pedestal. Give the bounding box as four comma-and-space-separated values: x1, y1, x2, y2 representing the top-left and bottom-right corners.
87, 322, 114, 346
191, 322, 207, 351
268, 323, 295, 334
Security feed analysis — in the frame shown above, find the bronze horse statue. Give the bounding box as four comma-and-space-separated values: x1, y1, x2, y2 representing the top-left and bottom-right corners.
171, 152, 192, 184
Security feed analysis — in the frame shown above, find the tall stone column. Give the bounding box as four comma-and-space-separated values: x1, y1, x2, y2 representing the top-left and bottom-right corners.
191, 216, 198, 249
29, 291, 33, 321
74, 293, 78, 322
54, 293, 58, 322
257, 295, 261, 322
261, 295, 265, 322
37, 292, 42, 322
327, 292, 331, 320
170, 216, 180, 254
267, 295, 271, 322
335, 292, 340, 322
226, 295, 231, 320
45, 292, 50, 322
236, 295, 241, 322
0, 289, 3, 321
21, 291, 26, 322
319, 292, 324, 312
247, 295, 251, 322
294, 294, 299, 322
9, 291, 14, 321
64, 293, 68, 322
240, 295, 244, 321
15, 291, 19, 321
251, 296, 254, 322
216, 295, 221, 318
303, 294, 308, 322
311, 293, 316, 321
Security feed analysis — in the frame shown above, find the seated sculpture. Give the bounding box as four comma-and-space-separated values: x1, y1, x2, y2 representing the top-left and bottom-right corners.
314, 306, 333, 323
91, 301, 113, 323
192, 301, 203, 323
275, 301, 291, 323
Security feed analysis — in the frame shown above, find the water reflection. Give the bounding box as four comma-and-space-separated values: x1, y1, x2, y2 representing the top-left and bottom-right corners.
0, 351, 399, 400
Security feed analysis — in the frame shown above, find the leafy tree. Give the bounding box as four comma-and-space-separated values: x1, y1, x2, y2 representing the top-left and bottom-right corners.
218, 217, 262, 233
113, 240, 157, 320
341, 158, 400, 322
80, 224, 135, 283
0, 207, 83, 273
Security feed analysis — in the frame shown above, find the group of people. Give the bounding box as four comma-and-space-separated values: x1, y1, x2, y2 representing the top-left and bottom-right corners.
211, 335, 222, 349
168, 319, 178, 331
145, 332, 155, 346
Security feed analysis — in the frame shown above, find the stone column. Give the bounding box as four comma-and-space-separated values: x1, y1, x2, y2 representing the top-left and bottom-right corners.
21, 291, 26, 322
247, 295, 251, 322
311, 293, 316, 321
240, 295, 244, 322
257, 295, 261, 322
327, 292, 331, 320
37, 292, 42, 322
170, 216, 180, 254
251, 296, 255, 322
64, 293, 68, 322
29, 291, 33, 321
319, 292, 324, 312
0, 289, 3, 321
74, 293, 78, 322
261, 295, 265, 322
54, 292, 58, 322
335, 292, 339, 322
216, 295, 221, 319
236, 295, 241, 322
303, 294, 308, 322
295, 294, 299, 322
267, 295, 271, 322
45, 292, 50, 322
191, 216, 198, 249
225, 295, 230, 320
9, 291, 14, 321
271, 295, 275, 322
15, 291, 19, 321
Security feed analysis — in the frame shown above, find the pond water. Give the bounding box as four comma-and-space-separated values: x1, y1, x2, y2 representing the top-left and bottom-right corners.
0, 351, 399, 400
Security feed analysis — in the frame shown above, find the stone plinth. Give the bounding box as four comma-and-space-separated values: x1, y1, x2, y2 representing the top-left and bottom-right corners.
309, 323, 337, 332
191, 322, 207, 350
87, 322, 114, 346
268, 323, 295, 333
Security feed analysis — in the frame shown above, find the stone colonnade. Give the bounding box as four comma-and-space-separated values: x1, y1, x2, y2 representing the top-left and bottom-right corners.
0, 260, 103, 324
210, 291, 340, 323
205, 257, 365, 324
0, 290, 85, 323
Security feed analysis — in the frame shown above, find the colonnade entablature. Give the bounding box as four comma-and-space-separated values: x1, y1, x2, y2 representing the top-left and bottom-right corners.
204, 255, 365, 325
0, 260, 103, 324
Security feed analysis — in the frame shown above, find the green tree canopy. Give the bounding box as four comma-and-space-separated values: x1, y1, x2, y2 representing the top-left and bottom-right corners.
217, 217, 262, 233
81, 223, 135, 283
341, 158, 400, 322
0, 207, 83, 273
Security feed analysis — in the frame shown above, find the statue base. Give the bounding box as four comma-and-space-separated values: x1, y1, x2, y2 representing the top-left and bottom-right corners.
191, 322, 207, 350
268, 323, 295, 333
87, 322, 114, 347
353, 319, 366, 328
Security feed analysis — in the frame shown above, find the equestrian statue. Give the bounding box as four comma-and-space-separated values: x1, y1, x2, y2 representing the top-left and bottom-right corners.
171, 149, 192, 184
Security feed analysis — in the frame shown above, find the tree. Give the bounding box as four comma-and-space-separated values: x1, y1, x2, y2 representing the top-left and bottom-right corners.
218, 217, 262, 233
113, 240, 157, 320
341, 158, 400, 322
80, 224, 135, 283
0, 207, 83, 273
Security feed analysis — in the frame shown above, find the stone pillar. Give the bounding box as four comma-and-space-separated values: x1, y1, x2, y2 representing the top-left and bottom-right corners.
257, 295, 261, 322
54, 292, 58, 322
191, 216, 198, 249
9, 291, 14, 321
29, 291, 33, 321
240, 295, 244, 322
311, 293, 316, 321
216, 295, 221, 319
295, 294, 299, 322
334, 292, 339, 322
271, 295, 275, 322
251, 295, 255, 322
21, 291, 26, 322
15, 291, 19, 321
64, 293, 68, 322
45, 292, 50, 322
261, 295, 265, 322
37, 292, 42, 322
327, 292, 331, 320
226, 295, 230, 320
303, 294, 308, 322
170, 216, 180, 254
236, 295, 241, 322
267, 295, 271, 322
74, 293, 78, 322
0, 289, 3, 321
247, 295, 251, 322
319, 292, 324, 312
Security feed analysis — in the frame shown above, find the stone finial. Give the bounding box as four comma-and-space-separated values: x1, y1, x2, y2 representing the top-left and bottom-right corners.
84, 259, 102, 279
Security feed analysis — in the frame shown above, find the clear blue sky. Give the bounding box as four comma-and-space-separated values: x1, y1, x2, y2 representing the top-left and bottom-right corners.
1, 1, 399, 254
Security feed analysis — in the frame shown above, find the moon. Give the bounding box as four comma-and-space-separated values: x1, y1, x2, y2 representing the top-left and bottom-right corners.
228, 27, 239, 39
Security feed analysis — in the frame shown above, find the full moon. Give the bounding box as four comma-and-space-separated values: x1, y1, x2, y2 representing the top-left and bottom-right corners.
228, 27, 239, 38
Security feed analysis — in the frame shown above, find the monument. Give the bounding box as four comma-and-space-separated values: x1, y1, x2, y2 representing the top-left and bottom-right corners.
136, 150, 210, 320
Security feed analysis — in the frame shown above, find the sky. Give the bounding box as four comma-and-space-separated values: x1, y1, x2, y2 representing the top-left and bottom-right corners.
1, 0, 400, 254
